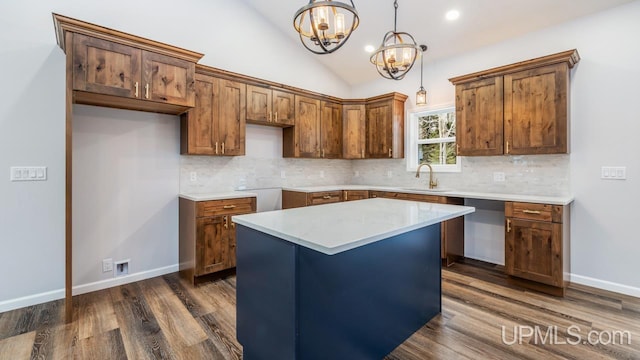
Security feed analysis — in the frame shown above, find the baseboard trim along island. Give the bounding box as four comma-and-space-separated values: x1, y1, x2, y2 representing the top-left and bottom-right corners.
232, 198, 475, 360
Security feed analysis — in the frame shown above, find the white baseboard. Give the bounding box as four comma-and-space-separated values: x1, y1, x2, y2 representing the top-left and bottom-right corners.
570, 274, 640, 298
0, 264, 178, 313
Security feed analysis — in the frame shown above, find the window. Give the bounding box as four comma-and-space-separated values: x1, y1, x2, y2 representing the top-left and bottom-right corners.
406, 106, 460, 172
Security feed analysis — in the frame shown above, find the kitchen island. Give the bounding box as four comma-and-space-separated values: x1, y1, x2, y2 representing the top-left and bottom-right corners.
232, 198, 474, 360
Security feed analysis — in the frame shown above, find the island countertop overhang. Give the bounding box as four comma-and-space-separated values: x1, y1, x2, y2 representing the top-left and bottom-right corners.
232, 198, 475, 255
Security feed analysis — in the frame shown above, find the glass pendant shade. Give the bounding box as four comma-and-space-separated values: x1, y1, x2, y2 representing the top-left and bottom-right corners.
293, 1, 359, 54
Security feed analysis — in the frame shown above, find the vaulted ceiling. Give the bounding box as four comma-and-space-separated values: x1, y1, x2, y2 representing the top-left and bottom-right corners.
241, 0, 634, 85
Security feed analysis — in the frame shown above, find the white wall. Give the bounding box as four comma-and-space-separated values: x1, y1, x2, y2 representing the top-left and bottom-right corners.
0, 0, 351, 310
351, 1, 640, 294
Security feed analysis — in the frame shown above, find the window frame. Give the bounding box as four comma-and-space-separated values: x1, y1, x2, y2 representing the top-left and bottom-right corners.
406, 105, 461, 173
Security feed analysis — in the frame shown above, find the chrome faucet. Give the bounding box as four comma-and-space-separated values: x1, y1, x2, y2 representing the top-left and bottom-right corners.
415, 163, 438, 189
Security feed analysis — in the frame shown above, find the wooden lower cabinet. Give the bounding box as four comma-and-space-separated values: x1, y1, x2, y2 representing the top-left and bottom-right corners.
505, 201, 569, 296
369, 191, 464, 266
343, 190, 369, 201
180, 197, 256, 285
282, 190, 343, 209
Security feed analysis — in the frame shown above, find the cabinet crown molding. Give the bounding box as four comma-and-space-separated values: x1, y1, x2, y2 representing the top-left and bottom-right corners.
52, 13, 204, 62
449, 49, 580, 85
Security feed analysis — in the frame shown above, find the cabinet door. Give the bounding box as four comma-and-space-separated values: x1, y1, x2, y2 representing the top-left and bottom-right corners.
227, 218, 238, 268
366, 101, 393, 158
295, 96, 321, 158
246, 85, 272, 124
505, 218, 562, 287
196, 216, 228, 276
273, 90, 295, 126
181, 73, 218, 155
321, 102, 343, 158
217, 79, 246, 156
72, 34, 142, 98
504, 63, 568, 155
342, 104, 366, 159
142, 51, 195, 107
455, 77, 503, 156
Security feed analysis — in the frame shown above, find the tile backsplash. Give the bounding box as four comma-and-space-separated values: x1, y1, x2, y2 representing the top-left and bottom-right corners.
351, 155, 570, 196
181, 154, 570, 197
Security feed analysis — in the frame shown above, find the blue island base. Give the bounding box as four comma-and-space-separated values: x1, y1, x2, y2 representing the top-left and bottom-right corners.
236, 223, 442, 360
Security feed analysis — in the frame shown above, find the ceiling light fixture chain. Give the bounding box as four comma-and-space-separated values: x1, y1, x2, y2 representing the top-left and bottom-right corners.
370, 0, 421, 80
293, 0, 360, 55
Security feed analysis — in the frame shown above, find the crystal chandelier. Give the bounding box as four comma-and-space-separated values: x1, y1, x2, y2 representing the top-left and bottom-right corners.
370, 0, 420, 80
293, 1, 360, 54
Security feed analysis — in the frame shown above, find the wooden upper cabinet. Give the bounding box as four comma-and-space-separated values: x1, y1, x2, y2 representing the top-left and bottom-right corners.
365, 93, 406, 159
504, 63, 568, 155
450, 49, 579, 156
284, 95, 321, 158
246, 86, 295, 127
55, 14, 203, 115
180, 71, 246, 156
455, 77, 504, 156
342, 104, 366, 159
320, 101, 342, 158
72, 34, 141, 98
142, 51, 195, 108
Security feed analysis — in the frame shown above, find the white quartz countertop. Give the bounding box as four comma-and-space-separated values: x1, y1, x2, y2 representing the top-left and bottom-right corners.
282, 185, 573, 205
232, 198, 475, 255
179, 191, 257, 201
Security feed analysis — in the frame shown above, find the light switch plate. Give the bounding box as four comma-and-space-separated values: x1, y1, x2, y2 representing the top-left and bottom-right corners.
601, 166, 626, 180
10, 166, 47, 181
493, 172, 506, 182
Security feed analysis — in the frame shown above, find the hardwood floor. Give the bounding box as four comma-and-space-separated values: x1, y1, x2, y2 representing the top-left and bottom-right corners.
1, 260, 639, 359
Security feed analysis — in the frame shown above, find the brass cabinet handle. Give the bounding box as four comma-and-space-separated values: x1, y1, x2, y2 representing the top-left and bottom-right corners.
388, 148, 392, 158
361, 149, 365, 158
275, 111, 278, 122
269, 111, 272, 122
522, 209, 541, 214
322, 195, 332, 199
224, 215, 229, 229
223, 205, 236, 209
134, 82, 139, 98
322, 149, 325, 158
344, 191, 348, 201
215, 142, 219, 154
371, 194, 377, 198
506, 219, 511, 233
222, 142, 225, 154
506, 141, 510, 154
231, 221, 236, 229
456, 144, 460, 155
145, 83, 150, 99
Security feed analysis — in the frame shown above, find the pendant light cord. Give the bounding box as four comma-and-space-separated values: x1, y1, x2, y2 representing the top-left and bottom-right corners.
420, 50, 424, 87
393, 0, 398, 32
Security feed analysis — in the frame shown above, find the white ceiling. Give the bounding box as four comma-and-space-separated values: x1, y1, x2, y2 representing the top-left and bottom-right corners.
240, 0, 633, 86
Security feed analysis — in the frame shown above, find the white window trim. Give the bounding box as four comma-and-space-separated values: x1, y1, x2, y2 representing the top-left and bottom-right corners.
406, 105, 461, 173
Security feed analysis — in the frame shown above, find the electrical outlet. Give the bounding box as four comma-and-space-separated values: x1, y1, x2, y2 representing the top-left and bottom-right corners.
102, 258, 113, 273
189, 171, 197, 182
387, 171, 393, 178
493, 172, 506, 182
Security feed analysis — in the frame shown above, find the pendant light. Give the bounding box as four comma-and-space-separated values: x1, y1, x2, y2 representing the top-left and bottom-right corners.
293, 1, 360, 55
416, 45, 428, 105
370, 0, 420, 80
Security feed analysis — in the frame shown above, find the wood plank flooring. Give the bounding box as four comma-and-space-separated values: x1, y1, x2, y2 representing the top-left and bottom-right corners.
1, 260, 639, 359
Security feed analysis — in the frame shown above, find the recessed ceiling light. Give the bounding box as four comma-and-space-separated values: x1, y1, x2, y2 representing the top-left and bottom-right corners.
445, 9, 460, 21
364, 45, 376, 53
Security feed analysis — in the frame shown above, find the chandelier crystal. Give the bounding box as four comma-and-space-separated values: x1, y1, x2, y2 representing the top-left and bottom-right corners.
293, 1, 360, 55
370, 0, 420, 80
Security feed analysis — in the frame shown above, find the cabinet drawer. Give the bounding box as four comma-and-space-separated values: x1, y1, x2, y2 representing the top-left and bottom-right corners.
505, 202, 562, 223
197, 197, 256, 217
307, 191, 343, 206
369, 191, 440, 203
343, 190, 369, 201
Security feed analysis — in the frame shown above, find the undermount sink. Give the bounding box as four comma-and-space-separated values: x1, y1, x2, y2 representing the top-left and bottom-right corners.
401, 187, 451, 193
